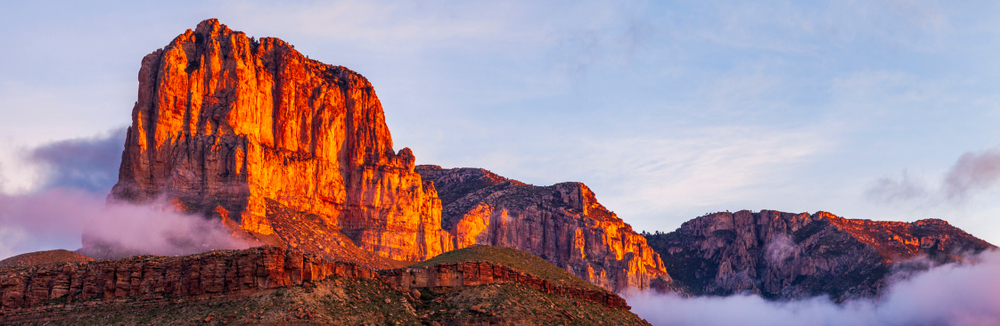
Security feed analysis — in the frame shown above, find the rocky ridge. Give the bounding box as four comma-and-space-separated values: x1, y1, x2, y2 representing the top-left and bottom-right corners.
0, 246, 648, 325
417, 166, 671, 292
643, 210, 995, 300
0, 246, 375, 310
98, 18, 669, 293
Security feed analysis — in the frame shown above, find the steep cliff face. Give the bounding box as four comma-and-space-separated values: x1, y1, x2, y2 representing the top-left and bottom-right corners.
106, 19, 450, 262
100, 19, 671, 293
416, 166, 672, 292
643, 210, 995, 300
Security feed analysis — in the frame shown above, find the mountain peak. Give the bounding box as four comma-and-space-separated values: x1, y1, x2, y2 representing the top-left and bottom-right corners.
102, 19, 450, 263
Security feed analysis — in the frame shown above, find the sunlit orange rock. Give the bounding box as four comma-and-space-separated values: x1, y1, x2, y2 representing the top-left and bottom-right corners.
102, 19, 672, 292
416, 166, 672, 292
108, 19, 451, 262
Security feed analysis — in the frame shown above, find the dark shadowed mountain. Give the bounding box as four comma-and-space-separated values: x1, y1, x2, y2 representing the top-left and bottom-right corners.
643, 210, 994, 301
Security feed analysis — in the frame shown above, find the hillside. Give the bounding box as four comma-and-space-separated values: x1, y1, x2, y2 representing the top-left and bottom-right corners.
2, 276, 649, 326
0, 250, 93, 269
408, 245, 605, 292
0, 246, 650, 325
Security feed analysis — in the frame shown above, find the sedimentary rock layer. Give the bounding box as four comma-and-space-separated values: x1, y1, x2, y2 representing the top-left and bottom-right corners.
644, 210, 995, 300
107, 19, 450, 261
0, 246, 374, 310
416, 166, 672, 292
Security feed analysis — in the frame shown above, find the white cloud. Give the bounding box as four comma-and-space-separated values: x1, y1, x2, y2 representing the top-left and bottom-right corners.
627, 250, 1000, 326
0, 188, 253, 261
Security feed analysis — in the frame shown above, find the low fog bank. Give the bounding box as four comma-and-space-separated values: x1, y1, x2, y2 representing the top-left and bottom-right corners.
0, 129, 254, 260
0, 188, 255, 260
626, 250, 1000, 326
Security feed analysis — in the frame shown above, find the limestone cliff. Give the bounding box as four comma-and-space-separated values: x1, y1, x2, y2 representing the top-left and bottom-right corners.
643, 210, 995, 301
101, 19, 671, 293
416, 166, 672, 292
106, 19, 450, 262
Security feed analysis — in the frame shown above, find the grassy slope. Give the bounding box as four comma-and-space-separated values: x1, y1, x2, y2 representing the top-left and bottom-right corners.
0, 249, 93, 268
408, 245, 607, 292
6, 276, 649, 326
1, 246, 653, 325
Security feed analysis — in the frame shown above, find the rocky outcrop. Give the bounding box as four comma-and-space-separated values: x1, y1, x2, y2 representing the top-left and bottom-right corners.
382, 261, 631, 309
643, 210, 995, 300
0, 246, 374, 310
0, 247, 651, 326
106, 19, 450, 262
416, 166, 671, 292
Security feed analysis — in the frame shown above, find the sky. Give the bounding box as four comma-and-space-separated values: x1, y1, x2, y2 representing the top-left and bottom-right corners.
1, 0, 999, 255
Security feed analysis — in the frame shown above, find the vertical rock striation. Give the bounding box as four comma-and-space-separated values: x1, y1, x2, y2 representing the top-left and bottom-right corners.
100, 19, 671, 292
644, 210, 995, 300
0, 247, 375, 310
416, 166, 672, 292
107, 19, 450, 262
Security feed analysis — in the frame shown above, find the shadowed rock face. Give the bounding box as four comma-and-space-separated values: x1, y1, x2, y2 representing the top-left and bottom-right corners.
106, 19, 451, 262
643, 210, 995, 301
416, 166, 672, 292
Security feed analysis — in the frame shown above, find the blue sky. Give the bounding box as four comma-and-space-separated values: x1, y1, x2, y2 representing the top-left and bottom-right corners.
1, 1, 999, 254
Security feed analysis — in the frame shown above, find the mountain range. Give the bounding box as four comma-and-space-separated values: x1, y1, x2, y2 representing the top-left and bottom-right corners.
0, 19, 994, 325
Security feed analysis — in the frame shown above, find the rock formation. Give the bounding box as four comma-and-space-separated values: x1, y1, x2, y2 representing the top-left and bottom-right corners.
96, 18, 674, 293
643, 210, 995, 300
416, 166, 672, 292
0, 246, 375, 310
106, 19, 451, 262
0, 246, 651, 326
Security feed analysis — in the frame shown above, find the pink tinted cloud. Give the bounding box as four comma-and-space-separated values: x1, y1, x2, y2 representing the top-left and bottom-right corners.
0, 187, 252, 260
626, 250, 1000, 326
